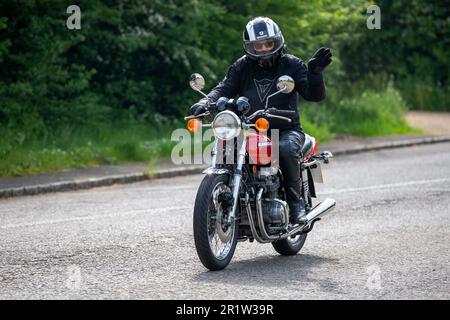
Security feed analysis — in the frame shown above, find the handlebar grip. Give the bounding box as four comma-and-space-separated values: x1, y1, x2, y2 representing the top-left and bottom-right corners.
266, 108, 297, 117
266, 114, 292, 122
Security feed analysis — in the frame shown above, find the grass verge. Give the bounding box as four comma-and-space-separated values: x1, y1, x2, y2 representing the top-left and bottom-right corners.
0, 86, 422, 178
0, 122, 177, 178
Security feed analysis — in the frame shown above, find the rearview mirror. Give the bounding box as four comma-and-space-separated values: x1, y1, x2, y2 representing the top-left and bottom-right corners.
276, 75, 295, 94
189, 73, 205, 92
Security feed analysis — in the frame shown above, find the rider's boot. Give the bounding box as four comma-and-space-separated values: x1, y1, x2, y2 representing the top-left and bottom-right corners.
286, 181, 307, 225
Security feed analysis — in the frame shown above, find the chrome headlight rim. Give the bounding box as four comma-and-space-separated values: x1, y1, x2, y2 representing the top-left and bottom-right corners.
212, 110, 242, 140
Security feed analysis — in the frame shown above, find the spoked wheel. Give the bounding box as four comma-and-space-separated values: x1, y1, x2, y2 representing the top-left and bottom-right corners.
193, 174, 238, 271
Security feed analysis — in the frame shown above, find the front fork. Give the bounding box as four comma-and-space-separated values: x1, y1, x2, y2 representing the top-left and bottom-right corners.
210, 135, 247, 225
228, 134, 247, 224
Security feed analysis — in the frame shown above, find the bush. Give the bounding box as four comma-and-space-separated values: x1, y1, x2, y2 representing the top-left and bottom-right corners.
330, 85, 416, 136
1, 0, 442, 177
339, 1, 448, 111
396, 78, 449, 111
301, 117, 333, 143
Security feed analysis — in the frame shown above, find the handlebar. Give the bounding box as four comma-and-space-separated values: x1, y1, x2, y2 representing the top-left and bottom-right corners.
266, 114, 292, 122
184, 100, 216, 120
265, 108, 296, 117
246, 107, 295, 122
185, 107, 295, 123
184, 111, 210, 120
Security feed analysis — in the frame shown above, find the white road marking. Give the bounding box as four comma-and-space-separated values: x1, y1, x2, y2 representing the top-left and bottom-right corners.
65, 185, 195, 196
0, 205, 191, 230
321, 178, 450, 195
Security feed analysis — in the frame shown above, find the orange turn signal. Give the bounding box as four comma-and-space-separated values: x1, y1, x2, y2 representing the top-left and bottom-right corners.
255, 118, 269, 131
187, 119, 202, 133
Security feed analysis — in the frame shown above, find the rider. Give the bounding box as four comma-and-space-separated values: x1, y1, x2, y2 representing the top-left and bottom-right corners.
188, 17, 332, 224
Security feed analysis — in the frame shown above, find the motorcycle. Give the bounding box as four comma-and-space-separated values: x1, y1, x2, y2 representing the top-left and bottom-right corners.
185, 73, 336, 271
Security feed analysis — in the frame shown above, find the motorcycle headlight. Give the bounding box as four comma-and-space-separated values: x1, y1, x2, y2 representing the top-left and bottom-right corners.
212, 110, 241, 140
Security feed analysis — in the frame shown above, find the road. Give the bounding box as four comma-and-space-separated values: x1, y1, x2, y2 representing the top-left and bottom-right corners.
1, 142, 449, 299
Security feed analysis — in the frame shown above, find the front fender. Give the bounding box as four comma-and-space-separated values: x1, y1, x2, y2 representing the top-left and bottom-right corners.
202, 167, 232, 176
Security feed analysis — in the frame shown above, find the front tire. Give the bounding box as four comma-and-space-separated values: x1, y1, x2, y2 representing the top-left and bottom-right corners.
193, 174, 239, 271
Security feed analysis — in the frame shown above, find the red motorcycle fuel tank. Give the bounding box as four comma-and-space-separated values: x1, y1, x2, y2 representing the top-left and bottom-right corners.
246, 130, 272, 165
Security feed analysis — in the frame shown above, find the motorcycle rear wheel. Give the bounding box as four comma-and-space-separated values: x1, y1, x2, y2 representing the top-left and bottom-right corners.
272, 193, 311, 256
193, 174, 239, 271
272, 233, 307, 256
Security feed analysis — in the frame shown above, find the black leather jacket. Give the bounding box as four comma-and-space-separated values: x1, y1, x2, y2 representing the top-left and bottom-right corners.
206, 54, 326, 132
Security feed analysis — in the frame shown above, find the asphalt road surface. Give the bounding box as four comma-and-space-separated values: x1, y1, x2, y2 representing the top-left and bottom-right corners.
1, 142, 449, 300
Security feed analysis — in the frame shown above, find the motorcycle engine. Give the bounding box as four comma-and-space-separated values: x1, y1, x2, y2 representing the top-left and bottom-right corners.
262, 199, 286, 224
258, 172, 287, 225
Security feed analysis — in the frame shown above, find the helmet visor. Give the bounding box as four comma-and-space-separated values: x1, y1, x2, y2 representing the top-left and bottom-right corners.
244, 35, 283, 58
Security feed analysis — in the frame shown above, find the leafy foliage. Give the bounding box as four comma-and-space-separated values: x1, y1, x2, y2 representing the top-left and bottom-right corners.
340, 0, 449, 110
0, 0, 446, 176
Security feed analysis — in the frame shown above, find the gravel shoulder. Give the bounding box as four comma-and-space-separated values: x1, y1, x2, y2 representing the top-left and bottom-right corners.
406, 111, 450, 135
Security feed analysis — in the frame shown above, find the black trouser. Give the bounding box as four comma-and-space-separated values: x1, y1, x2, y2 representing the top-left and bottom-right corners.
278, 129, 305, 202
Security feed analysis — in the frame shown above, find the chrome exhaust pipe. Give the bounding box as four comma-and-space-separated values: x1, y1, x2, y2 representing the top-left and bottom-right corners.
245, 191, 272, 243
304, 198, 336, 227
289, 198, 336, 235
249, 187, 336, 241
247, 187, 290, 243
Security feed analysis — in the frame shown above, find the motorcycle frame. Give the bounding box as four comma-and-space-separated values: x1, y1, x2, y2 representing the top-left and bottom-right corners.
204, 124, 313, 243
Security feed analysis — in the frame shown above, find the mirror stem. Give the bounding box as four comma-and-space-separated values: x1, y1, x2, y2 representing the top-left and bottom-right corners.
264, 85, 287, 111
195, 89, 209, 99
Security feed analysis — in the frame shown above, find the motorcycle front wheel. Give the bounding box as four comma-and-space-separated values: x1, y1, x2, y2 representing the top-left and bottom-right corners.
193, 174, 239, 271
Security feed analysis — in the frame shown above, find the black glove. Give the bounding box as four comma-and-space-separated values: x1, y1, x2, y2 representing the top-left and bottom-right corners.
189, 98, 209, 116
307, 47, 332, 74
